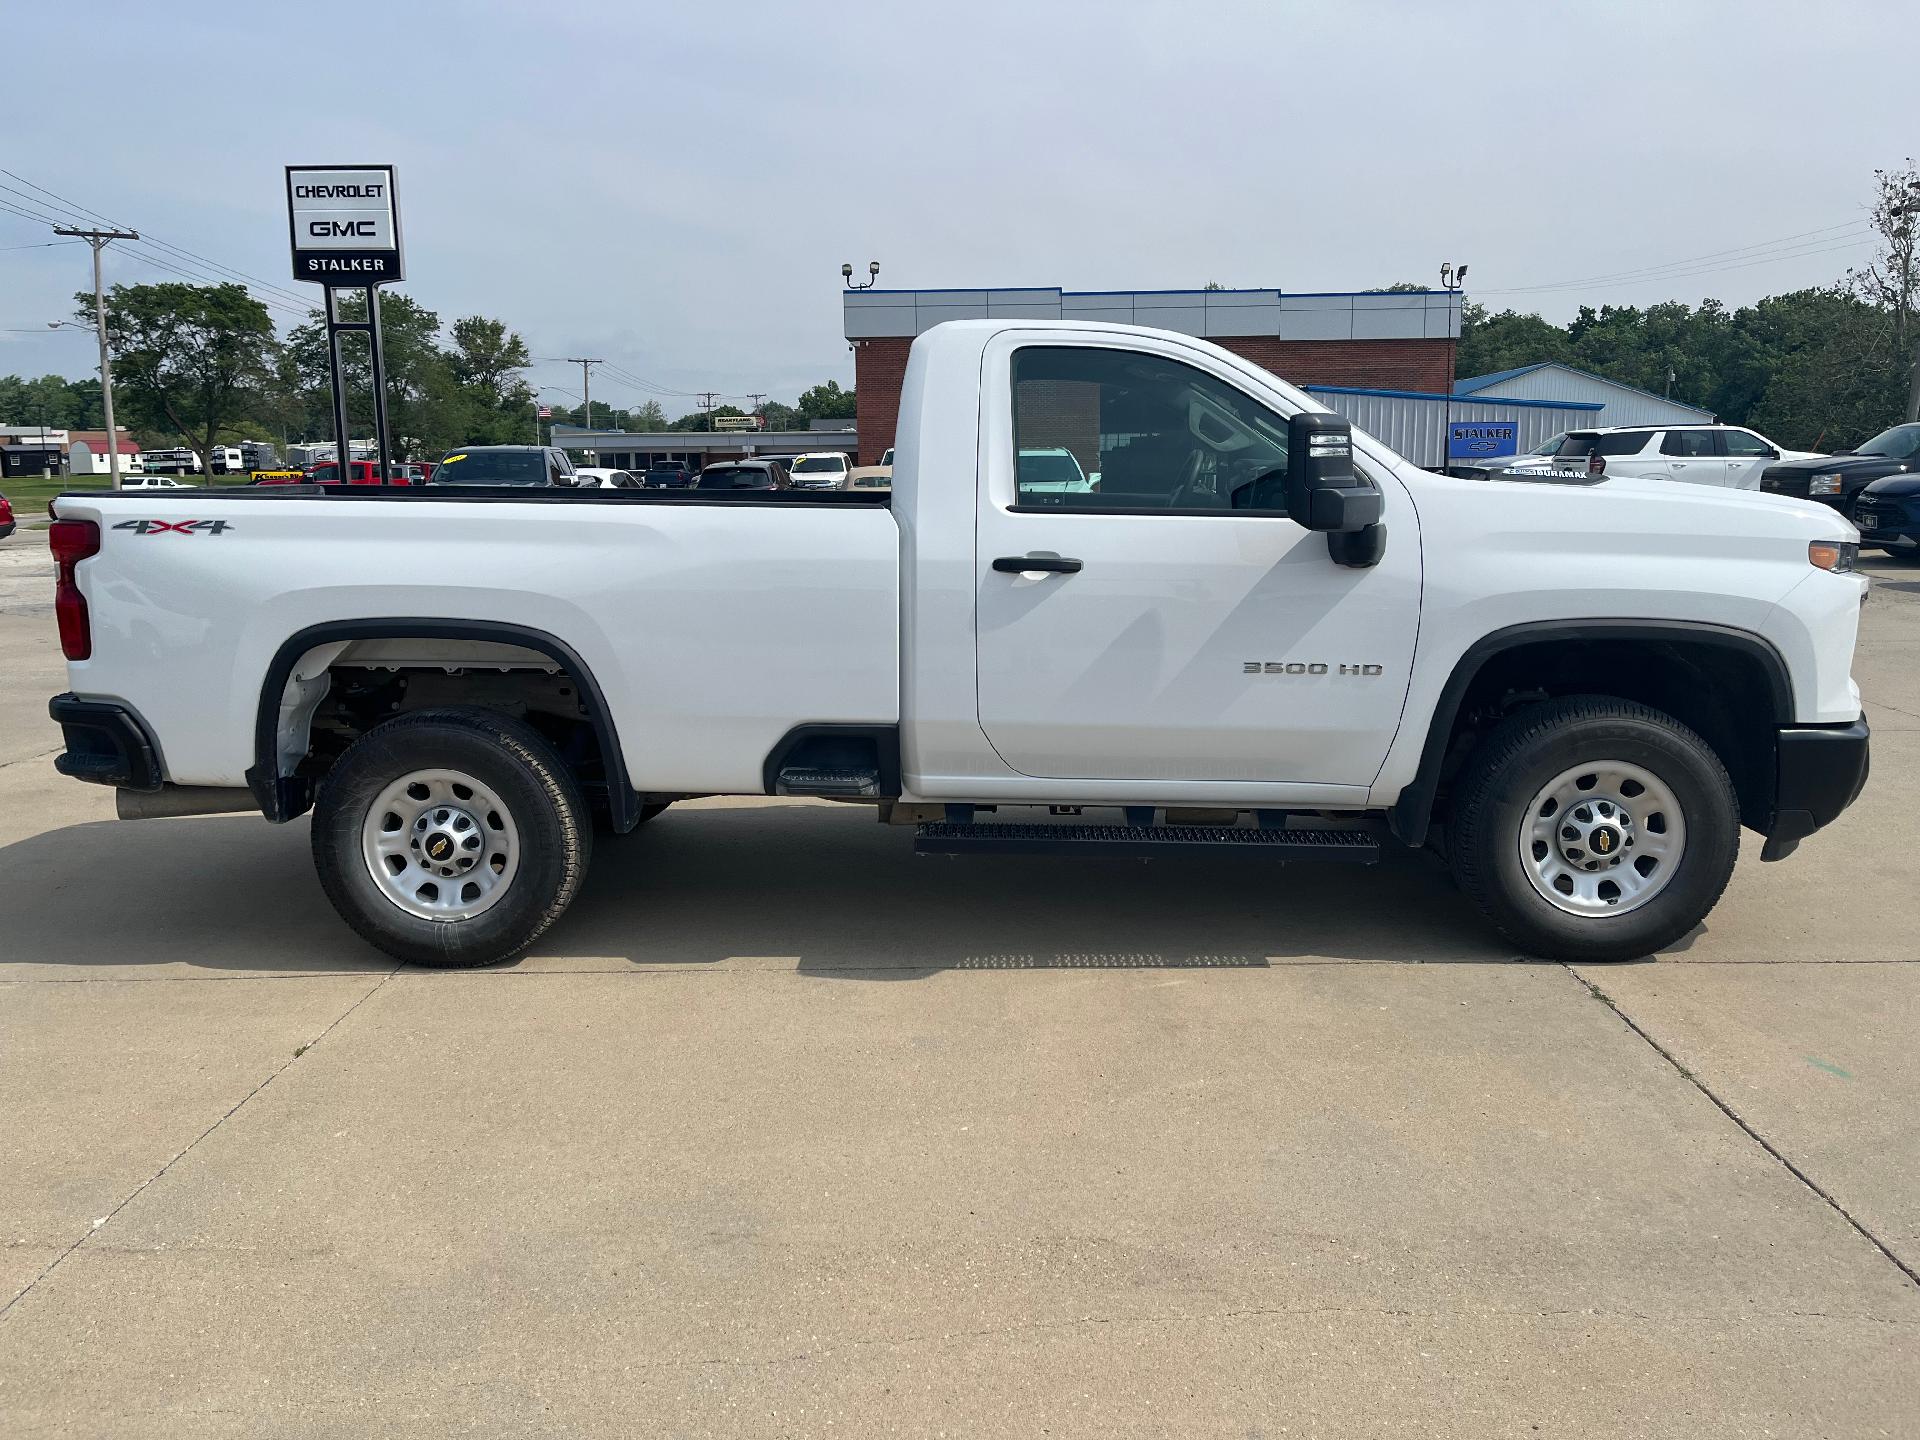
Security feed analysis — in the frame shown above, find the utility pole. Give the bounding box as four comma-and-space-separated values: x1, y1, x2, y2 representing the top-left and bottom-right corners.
698, 391, 719, 431
565, 358, 603, 431
54, 227, 139, 491
746, 392, 767, 430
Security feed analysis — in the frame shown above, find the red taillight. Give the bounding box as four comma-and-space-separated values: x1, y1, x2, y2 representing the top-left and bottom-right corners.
49, 518, 100, 661
1587, 452, 1606, 476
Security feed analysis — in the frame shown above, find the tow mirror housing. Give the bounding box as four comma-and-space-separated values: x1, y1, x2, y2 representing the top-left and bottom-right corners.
1285, 413, 1383, 532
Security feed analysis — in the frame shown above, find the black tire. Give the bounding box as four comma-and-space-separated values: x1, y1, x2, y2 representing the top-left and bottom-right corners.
312, 707, 591, 967
1449, 696, 1739, 963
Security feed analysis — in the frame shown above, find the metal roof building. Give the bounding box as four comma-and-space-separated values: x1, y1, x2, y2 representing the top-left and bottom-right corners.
1304, 386, 1602, 469
1453, 363, 1714, 429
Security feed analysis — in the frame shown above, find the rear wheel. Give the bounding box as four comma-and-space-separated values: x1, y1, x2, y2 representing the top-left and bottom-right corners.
312, 707, 591, 967
1450, 697, 1739, 962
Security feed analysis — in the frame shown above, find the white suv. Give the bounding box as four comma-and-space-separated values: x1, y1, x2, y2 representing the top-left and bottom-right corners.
1514, 425, 1820, 490
787, 452, 851, 490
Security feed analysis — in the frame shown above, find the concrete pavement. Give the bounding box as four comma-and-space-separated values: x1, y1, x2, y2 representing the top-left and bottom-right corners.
1, 545, 1916, 1436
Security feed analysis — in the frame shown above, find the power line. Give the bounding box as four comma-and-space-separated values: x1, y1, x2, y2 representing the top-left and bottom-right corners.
0, 169, 315, 309
1480, 238, 1876, 298
0, 239, 85, 252
1480, 219, 1873, 296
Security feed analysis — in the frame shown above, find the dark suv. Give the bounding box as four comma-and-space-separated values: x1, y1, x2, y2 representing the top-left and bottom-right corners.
430, 446, 577, 487
694, 460, 790, 490
643, 463, 694, 489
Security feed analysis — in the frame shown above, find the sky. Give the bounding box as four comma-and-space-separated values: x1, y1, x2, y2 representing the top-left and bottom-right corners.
3, 0, 1915, 412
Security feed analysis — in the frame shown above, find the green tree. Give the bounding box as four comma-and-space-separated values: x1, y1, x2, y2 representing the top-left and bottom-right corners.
446, 314, 533, 444
286, 293, 463, 460
86, 281, 278, 468
630, 399, 669, 430
796, 379, 856, 422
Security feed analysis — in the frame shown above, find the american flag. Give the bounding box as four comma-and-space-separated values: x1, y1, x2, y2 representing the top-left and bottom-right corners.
537, 405, 552, 419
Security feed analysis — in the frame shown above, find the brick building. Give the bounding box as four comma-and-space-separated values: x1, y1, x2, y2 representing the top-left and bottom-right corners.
845, 286, 1461, 464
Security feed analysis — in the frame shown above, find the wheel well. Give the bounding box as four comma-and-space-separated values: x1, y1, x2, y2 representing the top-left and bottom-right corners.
1411, 634, 1783, 843
248, 623, 640, 830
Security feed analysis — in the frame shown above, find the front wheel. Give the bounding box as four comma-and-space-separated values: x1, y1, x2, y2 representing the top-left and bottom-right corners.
312, 707, 592, 967
1449, 697, 1739, 963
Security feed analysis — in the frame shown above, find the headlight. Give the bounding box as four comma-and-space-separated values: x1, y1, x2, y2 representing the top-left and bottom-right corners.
1809, 473, 1844, 495
1808, 540, 1858, 573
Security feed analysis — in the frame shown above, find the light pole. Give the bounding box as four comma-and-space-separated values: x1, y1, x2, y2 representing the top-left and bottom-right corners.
1438, 261, 1469, 473
841, 260, 880, 290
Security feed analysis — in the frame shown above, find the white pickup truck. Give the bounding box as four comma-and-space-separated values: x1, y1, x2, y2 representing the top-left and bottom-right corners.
47, 320, 1870, 967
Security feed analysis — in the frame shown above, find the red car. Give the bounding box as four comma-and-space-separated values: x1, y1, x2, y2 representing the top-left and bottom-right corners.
0, 490, 14, 539
306, 460, 412, 485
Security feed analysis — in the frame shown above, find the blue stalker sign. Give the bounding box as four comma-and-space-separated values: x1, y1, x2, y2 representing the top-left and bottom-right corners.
1449, 421, 1518, 460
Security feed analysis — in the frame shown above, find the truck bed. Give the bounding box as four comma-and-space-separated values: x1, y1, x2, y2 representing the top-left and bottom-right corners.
53, 485, 901, 796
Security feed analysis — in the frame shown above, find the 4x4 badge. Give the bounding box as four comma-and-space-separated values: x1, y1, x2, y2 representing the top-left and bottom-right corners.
111, 520, 233, 535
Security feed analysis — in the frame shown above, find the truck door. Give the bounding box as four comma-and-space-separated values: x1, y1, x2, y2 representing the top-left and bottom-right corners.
972, 336, 1421, 786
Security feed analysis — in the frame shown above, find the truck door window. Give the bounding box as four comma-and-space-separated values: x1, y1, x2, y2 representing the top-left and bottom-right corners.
1010, 346, 1291, 514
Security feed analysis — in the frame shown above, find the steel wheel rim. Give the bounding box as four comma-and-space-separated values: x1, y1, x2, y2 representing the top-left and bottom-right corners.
360, 768, 520, 921
1519, 759, 1686, 918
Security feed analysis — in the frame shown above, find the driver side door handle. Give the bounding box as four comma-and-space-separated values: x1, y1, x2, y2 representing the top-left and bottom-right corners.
993, 555, 1083, 574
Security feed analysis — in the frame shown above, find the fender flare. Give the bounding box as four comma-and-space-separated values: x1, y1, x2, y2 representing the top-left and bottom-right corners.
1387, 618, 1793, 848
244, 618, 639, 831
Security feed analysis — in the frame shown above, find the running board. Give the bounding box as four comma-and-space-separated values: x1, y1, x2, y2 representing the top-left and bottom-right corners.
914, 821, 1381, 861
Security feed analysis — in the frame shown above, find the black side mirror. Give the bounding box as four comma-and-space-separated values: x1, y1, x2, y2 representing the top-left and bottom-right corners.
1285, 413, 1383, 532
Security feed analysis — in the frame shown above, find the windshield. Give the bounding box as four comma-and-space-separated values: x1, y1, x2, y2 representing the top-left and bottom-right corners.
791, 456, 844, 474
431, 450, 549, 485
1856, 424, 1920, 460
1528, 433, 1565, 456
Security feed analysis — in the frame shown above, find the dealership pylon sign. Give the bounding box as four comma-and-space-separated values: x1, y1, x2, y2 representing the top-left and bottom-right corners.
286, 164, 403, 489
286, 165, 403, 286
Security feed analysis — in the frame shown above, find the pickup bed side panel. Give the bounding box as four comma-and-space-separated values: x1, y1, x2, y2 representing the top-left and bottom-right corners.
59, 497, 901, 793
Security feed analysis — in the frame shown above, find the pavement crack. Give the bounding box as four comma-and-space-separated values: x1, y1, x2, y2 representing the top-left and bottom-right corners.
0, 963, 402, 1323
1562, 964, 1920, 1293
0, 747, 59, 773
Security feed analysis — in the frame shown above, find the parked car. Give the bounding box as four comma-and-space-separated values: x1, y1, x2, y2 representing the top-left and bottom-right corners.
1760, 421, 1920, 512
1476, 432, 1568, 475
572, 467, 644, 489
1017, 447, 1094, 493
0, 490, 13, 539
1511, 425, 1817, 489
1850, 472, 1920, 559
695, 460, 789, 490
643, 463, 694, 489
788, 452, 851, 491
44, 317, 1868, 970
261, 460, 412, 486
119, 475, 188, 490
846, 466, 892, 490
430, 446, 577, 487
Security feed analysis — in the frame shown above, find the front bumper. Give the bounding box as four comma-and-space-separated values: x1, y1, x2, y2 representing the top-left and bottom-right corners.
1762, 715, 1870, 860
48, 694, 163, 791
1850, 495, 1920, 551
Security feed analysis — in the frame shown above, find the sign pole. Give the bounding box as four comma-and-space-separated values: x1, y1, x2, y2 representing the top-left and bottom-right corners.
288, 165, 404, 484
366, 286, 394, 482
325, 288, 352, 481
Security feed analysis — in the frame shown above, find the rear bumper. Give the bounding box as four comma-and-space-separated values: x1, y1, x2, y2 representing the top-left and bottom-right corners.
1762, 715, 1869, 861
48, 693, 163, 791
